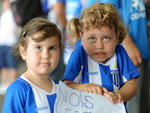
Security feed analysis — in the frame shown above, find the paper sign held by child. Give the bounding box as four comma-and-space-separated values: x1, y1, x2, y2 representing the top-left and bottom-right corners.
55, 81, 127, 113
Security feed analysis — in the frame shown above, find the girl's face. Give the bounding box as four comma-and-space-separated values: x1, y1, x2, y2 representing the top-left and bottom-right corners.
20, 33, 60, 76
81, 26, 118, 63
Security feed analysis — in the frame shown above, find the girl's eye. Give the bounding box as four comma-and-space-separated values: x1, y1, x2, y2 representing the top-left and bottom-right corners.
103, 36, 111, 41
35, 46, 41, 50
89, 36, 96, 41
49, 46, 56, 51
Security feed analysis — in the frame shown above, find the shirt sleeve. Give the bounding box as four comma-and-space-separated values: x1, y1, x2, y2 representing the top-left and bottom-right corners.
62, 46, 86, 81
2, 78, 28, 113
116, 45, 140, 83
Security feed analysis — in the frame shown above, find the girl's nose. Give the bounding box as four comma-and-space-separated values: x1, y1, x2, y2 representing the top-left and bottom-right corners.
42, 50, 49, 59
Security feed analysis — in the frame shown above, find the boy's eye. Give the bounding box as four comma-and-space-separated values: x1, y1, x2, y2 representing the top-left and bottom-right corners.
103, 36, 111, 41
89, 36, 96, 41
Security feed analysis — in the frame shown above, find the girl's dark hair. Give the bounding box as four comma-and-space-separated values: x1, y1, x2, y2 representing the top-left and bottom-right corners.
13, 17, 62, 55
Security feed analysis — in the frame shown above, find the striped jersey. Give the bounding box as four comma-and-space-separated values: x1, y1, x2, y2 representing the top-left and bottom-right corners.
2, 75, 58, 113
62, 44, 140, 92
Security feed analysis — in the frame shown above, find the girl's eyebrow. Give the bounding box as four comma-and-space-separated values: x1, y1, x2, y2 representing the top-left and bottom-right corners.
31, 43, 41, 46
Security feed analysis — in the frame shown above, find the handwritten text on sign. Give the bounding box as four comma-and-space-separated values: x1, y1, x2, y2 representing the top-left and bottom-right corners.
54, 81, 127, 113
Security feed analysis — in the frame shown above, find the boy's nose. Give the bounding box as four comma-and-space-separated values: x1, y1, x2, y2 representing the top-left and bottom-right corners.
96, 40, 104, 49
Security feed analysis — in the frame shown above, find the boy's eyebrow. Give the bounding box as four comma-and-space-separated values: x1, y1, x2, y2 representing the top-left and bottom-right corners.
89, 32, 113, 36
88, 33, 97, 36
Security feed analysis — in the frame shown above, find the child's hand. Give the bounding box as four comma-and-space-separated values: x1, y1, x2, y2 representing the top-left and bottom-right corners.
79, 83, 108, 95
103, 92, 123, 104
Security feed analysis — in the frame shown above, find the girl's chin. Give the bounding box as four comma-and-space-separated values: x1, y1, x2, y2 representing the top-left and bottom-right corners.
39, 71, 51, 75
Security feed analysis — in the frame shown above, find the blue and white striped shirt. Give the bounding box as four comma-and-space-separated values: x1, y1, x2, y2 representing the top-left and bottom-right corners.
2, 75, 58, 113
62, 45, 140, 92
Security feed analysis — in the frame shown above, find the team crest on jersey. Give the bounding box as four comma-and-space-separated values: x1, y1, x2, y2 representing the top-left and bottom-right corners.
111, 70, 120, 87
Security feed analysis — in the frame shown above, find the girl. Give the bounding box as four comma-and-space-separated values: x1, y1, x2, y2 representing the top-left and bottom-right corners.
2, 17, 62, 113
62, 3, 140, 108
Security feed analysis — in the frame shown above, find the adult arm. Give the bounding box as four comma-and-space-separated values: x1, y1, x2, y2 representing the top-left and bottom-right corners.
145, 0, 150, 4
122, 34, 142, 66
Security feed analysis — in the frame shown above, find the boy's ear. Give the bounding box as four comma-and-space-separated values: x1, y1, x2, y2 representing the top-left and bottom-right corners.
116, 32, 119, 44
19, 46, 26, 60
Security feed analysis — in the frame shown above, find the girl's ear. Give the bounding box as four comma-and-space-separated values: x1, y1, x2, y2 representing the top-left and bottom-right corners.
19, 46, 26, 60
80, 32, 83, 39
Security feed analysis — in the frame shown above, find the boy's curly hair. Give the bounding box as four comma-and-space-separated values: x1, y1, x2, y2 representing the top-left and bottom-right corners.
67, 3, 127, 44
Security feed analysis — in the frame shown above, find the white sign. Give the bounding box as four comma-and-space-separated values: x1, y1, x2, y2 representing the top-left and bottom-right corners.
54, 81, 127, 113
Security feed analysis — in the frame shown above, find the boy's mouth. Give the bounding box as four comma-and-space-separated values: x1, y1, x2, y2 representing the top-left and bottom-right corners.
94, 52, 107, 57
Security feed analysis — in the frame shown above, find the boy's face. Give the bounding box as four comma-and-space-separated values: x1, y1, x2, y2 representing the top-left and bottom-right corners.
20, 33, 60, 76
81, 26, 118, 63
